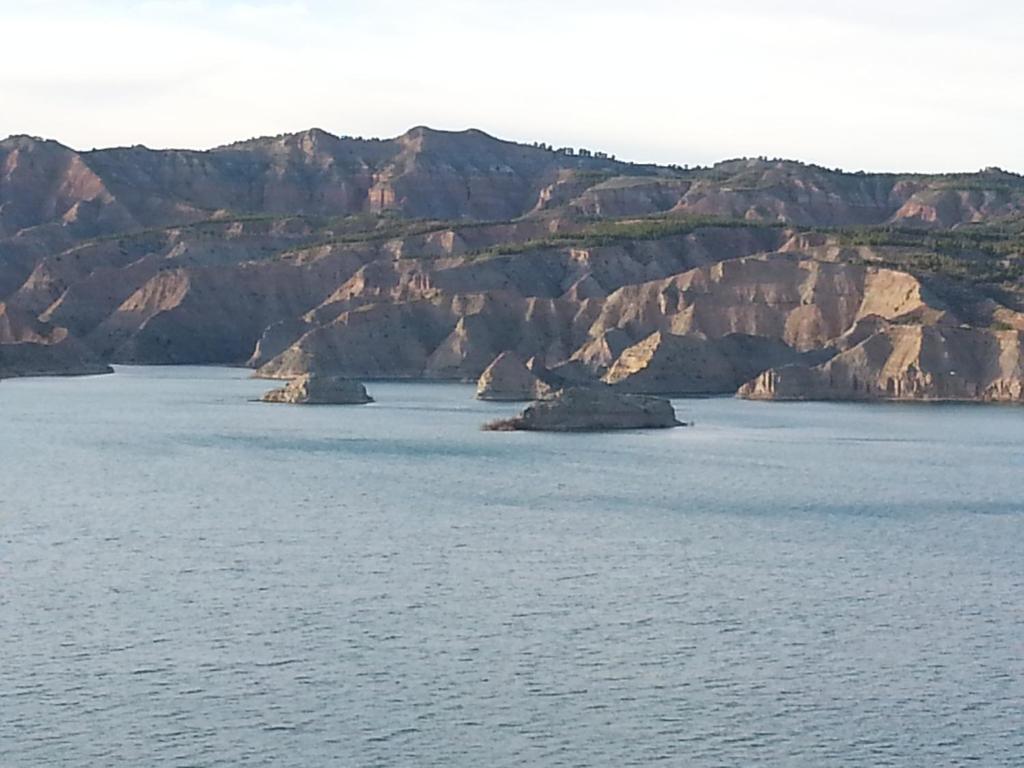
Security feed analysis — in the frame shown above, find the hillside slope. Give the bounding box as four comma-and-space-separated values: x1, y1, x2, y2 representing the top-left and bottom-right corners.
2, 126, 1023, 399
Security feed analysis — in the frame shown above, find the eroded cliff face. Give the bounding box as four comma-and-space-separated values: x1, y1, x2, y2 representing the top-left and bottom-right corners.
476, 351, 560, 401
0, 301, 64, 345
890, 188, 1023, 228
87, 248, 369, 364
248, 251, 973, 391
602, 331, 802, 395
588, 256, 944, 352
256, 292, 599, 380
0, 136, 135, 239
3, 125, 1024, 399
739, 325, 1024, 402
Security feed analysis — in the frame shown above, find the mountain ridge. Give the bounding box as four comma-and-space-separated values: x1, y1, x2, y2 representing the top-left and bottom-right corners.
2, 126, 1023, 401
7, 127, 1022, 179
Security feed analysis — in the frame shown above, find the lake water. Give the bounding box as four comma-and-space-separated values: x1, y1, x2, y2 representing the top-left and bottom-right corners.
2, 366, 1023, 767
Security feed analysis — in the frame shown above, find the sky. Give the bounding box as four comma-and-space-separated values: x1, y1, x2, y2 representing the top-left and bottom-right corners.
1, 0, 1022, 173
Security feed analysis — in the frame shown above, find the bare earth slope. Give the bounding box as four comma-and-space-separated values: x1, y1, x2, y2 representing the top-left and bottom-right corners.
739, 324, 1024, 402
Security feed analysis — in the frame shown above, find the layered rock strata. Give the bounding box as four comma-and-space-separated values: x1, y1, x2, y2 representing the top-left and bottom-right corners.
739, 325, 1024, 402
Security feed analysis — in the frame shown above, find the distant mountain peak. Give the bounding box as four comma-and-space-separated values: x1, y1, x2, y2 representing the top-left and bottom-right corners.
0, 134, 63, 151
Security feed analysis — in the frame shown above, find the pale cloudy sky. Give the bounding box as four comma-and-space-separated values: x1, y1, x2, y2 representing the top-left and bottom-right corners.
1, 0, 1021, 172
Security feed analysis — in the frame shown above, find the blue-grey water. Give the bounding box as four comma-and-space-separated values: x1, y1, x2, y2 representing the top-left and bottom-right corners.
2, 366, 1022, 767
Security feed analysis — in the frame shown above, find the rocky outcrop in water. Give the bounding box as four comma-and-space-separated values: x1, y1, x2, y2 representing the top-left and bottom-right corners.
484, 387, 683, 431
261, 373, 373, 405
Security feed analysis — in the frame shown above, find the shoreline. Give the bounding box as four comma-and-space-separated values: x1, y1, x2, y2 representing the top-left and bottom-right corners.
4, 364, 1024, 408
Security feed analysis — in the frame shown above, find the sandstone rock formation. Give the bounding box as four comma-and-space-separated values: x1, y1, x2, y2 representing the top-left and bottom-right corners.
261, 373, 373, 405
251, 253, 957, 386
3, 125, 1024, 400
739, 325, 1024, 402
484, 387, 683, 431
476, 351, 562, 401
602, 330, 801, 394
586, 255, 947, 353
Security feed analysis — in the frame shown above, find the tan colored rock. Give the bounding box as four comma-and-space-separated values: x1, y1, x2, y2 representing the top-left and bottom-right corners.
425, 315, 502, 380
589, 254, 946, 352
603, 330, 800, 395
0, 301, 63, 344
569, 328, 634, 373
484, 387, 683, 432
476, 351, 557, 401
890, 188, 1020, 228
258, 292, 598, 381
261, 373, 373, 405
257, 301, 447, 380
739, 325, 1024, 402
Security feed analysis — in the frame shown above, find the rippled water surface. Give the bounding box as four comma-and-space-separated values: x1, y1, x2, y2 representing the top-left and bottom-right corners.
2, 366, 1023, 766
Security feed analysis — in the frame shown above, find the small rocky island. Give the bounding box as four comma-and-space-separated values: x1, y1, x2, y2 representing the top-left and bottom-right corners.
484, 387, 684, 432
261, 373, 373, 405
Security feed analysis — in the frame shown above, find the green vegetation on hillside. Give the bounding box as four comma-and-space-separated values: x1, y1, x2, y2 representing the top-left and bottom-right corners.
830, 223, 1024, 283
467, 215, 782, 259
